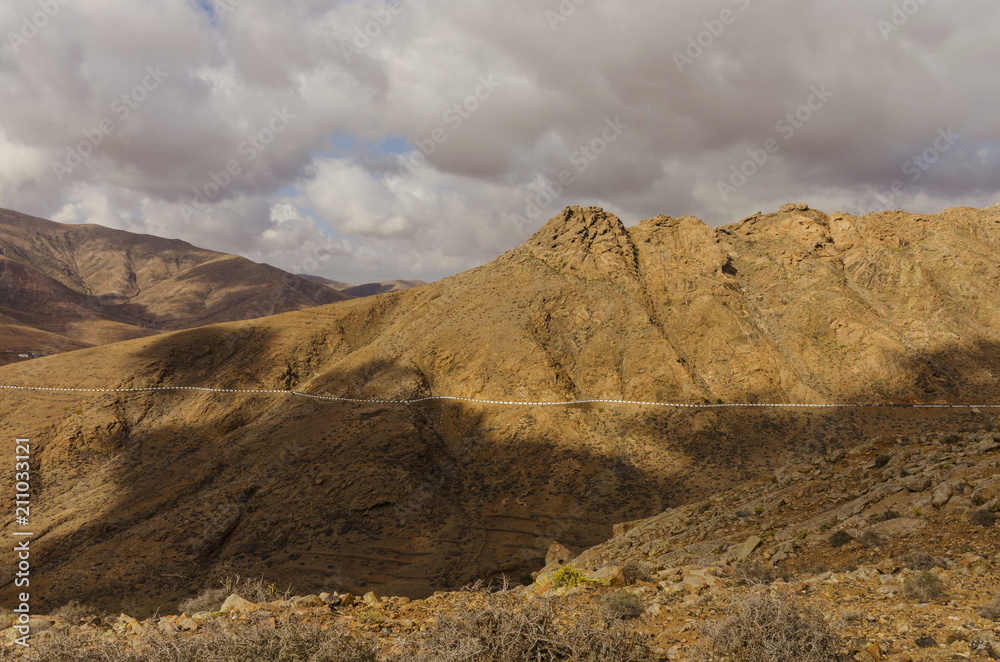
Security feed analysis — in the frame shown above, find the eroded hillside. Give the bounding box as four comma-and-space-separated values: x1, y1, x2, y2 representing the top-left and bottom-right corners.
1, 203, 999, 615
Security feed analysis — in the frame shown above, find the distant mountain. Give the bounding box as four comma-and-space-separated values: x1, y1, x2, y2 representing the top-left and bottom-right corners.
296, 274, 355, 290
297, 274, 427, 297
3, 203, 1000, 616
0, 208, 350, 363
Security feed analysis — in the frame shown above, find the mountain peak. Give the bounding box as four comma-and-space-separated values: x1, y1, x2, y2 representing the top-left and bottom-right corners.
525, 206, 637, 281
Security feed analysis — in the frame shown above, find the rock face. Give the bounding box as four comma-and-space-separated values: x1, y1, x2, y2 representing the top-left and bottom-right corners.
4, 203, 1000, 615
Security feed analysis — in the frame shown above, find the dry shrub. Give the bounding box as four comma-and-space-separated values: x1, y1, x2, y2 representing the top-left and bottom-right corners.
899, 551, 946, 571
972, 508, 998, 528
979, 594, 1000, 620
401, 587, 651, 662
904, 570, 946, 602
696, 590, 845, 662
828, 530, 852, 548
731, 561, 775, 586
179, 575, 285, 614
5, 619, 375, 662
596, 591, 645, 621
621, 560, 655, 585
53, 601, 101, 624
856, 530, 883, 549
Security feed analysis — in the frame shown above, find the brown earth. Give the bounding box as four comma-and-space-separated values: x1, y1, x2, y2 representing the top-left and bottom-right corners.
0, 208, 350, 364
1, 203, 1000, 618
5, 424, 999, 661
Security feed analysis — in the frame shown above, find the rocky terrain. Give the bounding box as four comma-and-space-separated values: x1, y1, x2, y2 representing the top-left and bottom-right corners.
4, 423, 999, 660
0, 208, 350, 363
2, 203, 1000, 616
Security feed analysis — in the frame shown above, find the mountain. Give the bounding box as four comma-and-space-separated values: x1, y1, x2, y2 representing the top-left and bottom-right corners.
340, 280, 427, 297
296, 274, 355, 290
2, 203, 1000, 616
0, 208, 350, 363
298, 274, 428, 297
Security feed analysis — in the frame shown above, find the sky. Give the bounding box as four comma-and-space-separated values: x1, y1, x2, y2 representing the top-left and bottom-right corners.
1, 0, 998, 284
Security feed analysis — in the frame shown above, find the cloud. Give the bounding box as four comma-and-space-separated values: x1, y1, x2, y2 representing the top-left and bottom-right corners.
1, 0, 999, 283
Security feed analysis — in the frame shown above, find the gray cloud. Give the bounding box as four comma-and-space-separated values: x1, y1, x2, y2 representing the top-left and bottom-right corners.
1, 0, 998, 283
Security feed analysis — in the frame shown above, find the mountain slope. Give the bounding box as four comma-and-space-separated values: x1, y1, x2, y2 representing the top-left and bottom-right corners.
298, 274, 428, 297
0, 208, 350, 361
2, 203, 1000, 616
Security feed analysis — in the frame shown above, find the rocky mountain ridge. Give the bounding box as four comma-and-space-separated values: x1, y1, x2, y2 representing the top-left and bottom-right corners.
2, 203, 1000, 616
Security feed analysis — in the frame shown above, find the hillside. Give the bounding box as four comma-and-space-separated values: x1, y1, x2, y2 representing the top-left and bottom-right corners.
9, 423, 1000, 660
2, 203, 1000, 617
0, 208, 350, 362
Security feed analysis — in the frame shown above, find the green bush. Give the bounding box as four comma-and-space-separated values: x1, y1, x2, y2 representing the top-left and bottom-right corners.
550, 565, 590, 588
356, 609, 383, 625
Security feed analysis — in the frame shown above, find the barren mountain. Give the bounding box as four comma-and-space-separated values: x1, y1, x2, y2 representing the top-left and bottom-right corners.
2, 203, 1000, 617
298, 275, 428, 297
0, 208, 349, 363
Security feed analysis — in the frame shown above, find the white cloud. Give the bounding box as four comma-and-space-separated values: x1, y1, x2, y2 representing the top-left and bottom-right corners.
1, 0, 998, 282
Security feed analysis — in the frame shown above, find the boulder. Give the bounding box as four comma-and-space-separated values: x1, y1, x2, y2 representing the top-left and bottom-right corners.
586, 566, 625, 586
545, 541, 574, 567
870, 517, 926, 538
931, 482, 954, 508
972, 477, 1000, 505
220, 594, 255, 614
292, 595, 323, 608
722, 535, 762, 563
902, 475, 931, 492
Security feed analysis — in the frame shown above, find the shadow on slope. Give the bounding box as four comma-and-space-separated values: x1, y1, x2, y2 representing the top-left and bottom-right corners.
2, 333, 999, 617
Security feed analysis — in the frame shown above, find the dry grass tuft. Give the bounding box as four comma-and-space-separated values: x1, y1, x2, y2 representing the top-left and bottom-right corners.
3, 619, 376, 662
400, 585, 651, 661
695, 590, 845, 662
